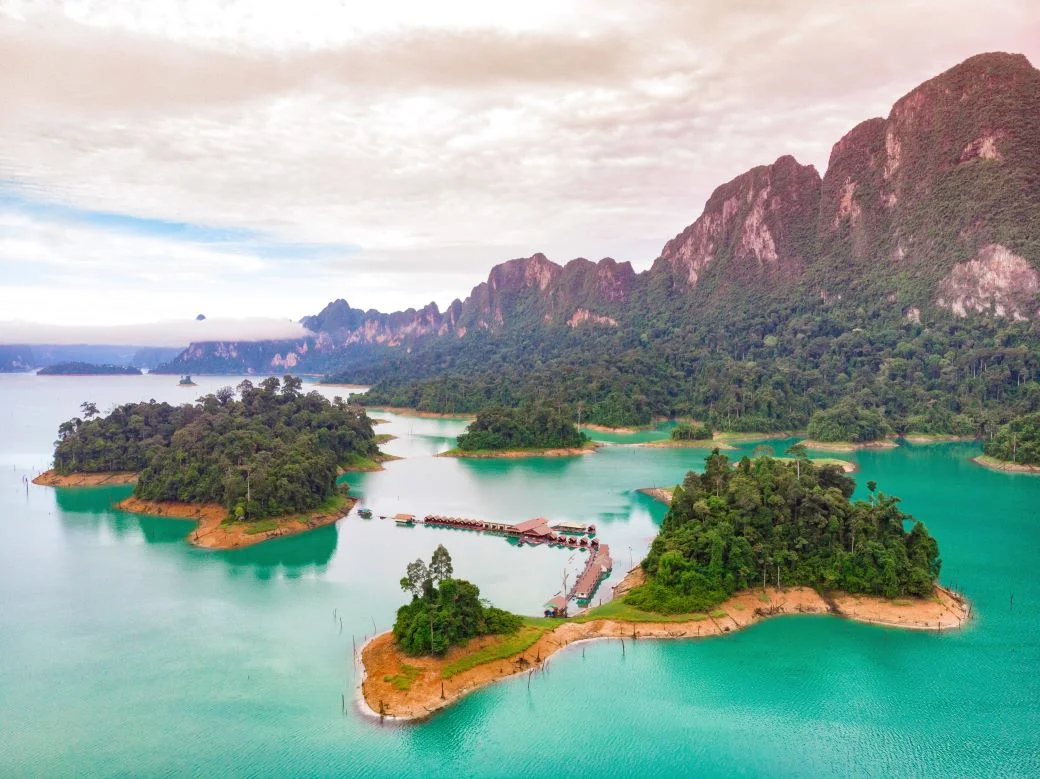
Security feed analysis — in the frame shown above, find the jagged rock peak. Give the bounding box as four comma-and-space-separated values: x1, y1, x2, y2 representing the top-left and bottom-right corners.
654, 155, 821, 288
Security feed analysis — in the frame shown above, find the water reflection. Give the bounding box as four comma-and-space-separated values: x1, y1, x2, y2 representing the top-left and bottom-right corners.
215, 522, 339, 579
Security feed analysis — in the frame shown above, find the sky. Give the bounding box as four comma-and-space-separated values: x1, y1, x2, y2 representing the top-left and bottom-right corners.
0, 0, 1037, 342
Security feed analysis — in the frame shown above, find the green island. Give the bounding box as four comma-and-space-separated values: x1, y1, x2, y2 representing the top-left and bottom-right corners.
800, 402, 896, 449
439, 403, 594, 458
360, 451, 967, 721
975, 413, 1040, 473
33, 375, 385, 549
38, 361, 142, 376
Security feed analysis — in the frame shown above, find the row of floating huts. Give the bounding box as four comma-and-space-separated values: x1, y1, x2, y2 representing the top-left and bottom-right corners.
421, 515, 600, 548
357, 508, 612, 614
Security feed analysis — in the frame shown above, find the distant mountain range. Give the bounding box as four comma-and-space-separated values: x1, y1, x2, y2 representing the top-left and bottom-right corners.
0, 345, 182, 373
153, 52, 1040, 379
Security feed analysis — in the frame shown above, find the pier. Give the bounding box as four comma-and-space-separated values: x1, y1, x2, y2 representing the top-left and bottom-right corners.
421, 514, 600, 549
363, 509, 612, 613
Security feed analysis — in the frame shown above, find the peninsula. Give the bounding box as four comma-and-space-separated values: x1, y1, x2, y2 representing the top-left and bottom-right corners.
974, 413, 1040, 473
34, 376, 384, 549
359, 452, 968, 721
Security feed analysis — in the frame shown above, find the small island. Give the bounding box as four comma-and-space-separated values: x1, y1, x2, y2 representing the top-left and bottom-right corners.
799, 402, 898, 451
360, 451, 968, 721
974, 413, 1040, 473
33, 376, 386, 549
38, 362, 142, 376
439, 403, 597, 458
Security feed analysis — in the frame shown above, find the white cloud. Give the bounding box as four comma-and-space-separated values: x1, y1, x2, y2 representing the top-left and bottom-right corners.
0, 317, 310, 346
0, 0, 1038, 325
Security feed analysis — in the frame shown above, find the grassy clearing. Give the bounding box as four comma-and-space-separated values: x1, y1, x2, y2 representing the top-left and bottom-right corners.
340, 452, 385, 471
383, 664, 421, 691
440, 626, 546, 679
244, 519, 279, 535
573, 599, 709, 624
373, 433, 397, 445
709, 609, 728, 619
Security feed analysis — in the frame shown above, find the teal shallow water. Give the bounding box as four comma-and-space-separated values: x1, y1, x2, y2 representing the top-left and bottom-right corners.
0, 374, 1037, 777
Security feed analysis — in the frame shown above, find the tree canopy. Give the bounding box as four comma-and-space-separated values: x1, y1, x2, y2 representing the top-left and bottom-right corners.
51, 376, 378, 519
627, 450, 942, 613
455, 402, 587, 451
983, 412, 1040, 465
393, 545, 523, 655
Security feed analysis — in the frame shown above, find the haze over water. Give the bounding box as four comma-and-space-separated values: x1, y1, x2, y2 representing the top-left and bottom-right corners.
0, 374, 1037, 777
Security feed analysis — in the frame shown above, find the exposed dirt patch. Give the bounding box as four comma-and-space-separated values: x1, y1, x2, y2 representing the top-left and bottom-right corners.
114, 496, 353, 550
359, 584, 970, 722
32, 470, 138, 487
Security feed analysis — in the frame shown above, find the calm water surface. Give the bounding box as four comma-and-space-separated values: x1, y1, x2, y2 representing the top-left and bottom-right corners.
0, 373, 1037, 777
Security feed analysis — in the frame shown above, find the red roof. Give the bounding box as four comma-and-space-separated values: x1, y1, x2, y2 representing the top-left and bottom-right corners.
545, 595, 567, 610
513, 517, 550, 534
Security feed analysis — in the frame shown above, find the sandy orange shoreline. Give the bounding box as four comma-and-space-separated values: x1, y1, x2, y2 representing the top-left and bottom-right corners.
972, 455, 1040, 474
359, 575, 970, 723
115, 496, 354, 549
32, 470, 138, 487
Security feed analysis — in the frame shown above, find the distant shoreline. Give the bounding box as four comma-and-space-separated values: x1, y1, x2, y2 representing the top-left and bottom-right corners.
358, 573, 970, 723
901, 434, 976, 444
438, 442, 600, 459
798, 439, 899, 452
363, 406, 476, 421
972, 454, 1040, 474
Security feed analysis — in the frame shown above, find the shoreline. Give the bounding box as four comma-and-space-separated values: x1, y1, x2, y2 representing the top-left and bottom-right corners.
362, 406, 476, 421
339, 452, 403, 474
32, 470, 139, 487
634, 438, 736, 451
637, 486, 675, 504
972, 454, 1040, 474
358, 578, 970, 723
115, 495, 355, 550
799, 439, 899, 452
438, 443, 600, 459
713, 431, 801, 442
901, 434, 976, 444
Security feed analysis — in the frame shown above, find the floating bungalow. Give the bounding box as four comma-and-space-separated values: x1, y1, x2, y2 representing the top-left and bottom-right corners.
358, 508, 373, 519
393, 513, 415, 526
544, 595, 568, 618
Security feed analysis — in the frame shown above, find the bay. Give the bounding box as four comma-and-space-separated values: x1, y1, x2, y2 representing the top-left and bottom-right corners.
0, 373, 1037, 777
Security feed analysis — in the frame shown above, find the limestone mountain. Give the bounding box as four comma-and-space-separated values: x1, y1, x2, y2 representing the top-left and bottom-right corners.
158, 51, 1040, 378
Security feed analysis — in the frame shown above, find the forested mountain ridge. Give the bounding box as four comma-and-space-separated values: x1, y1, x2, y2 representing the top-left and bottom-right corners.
154, 53, 1040, 433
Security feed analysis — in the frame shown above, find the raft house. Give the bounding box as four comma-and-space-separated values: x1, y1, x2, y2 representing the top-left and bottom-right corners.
420, 515, 601, 548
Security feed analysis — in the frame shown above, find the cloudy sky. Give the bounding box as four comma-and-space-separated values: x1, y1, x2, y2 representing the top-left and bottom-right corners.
0, 0, 1037, 339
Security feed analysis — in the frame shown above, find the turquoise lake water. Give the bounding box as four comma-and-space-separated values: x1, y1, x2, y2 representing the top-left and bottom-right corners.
0, 373, 1037, 777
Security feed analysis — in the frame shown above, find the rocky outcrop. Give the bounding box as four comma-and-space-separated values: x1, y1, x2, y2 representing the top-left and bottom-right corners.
937, 245, 1040, 320
652, 155, 822, 291
817, 51, 1040, 291
158, 52, 1040, 376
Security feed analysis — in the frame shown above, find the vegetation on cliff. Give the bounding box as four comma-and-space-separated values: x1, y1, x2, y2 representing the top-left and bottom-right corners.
394, 546, 523, 655
983, 412, 1040, 465
625, 450, 942, 613
51, 376, 378, 519
38, 361, 141, 376
454, 403, 587, 452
